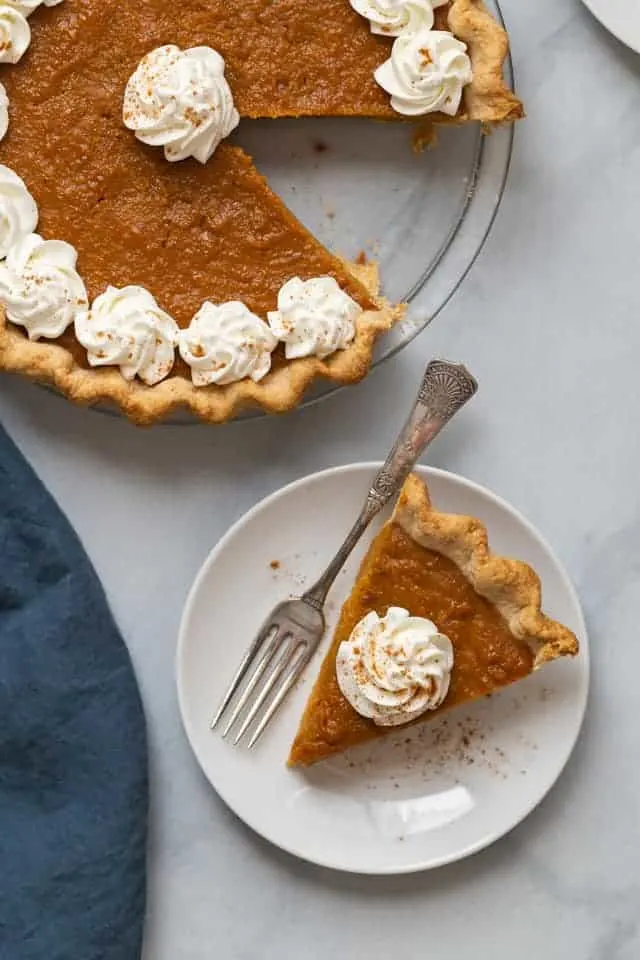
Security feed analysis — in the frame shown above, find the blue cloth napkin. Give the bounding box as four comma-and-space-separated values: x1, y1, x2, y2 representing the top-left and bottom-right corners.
0, 425, 148, 960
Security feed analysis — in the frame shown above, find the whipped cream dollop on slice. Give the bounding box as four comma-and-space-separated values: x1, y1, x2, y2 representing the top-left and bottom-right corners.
350, 0, 448, 37
179, 300, 277, 386
0, 82, 8, 142
123, 44, 239, 164
0, 5, 31, 64
336, 607, 454, 726
0, 165, 38, 258
267, 276, 361, 360
0, 233, 87, 339
75, 285, 179, 386
375, 27, 472, 116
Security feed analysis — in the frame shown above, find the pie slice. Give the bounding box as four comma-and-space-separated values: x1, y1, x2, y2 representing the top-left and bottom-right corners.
289, 474, 579, 766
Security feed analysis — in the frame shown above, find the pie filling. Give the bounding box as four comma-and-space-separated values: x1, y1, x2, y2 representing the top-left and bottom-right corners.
288, 522, 534, 767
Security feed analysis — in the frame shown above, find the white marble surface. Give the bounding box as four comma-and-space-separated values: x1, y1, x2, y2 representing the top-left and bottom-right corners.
1, 0, 639, 956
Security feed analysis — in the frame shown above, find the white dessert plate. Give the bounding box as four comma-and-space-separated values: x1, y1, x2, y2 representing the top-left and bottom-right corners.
581, 0, 640, 54
177, 465, 589, 875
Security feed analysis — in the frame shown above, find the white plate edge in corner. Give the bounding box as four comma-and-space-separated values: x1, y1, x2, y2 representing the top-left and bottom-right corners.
176, 464, 590, 875
581, 0, 640, 55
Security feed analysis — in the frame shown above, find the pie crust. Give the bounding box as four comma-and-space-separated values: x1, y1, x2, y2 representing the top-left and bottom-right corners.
451, 0, 523, 125
288, 474, 578, 766
393, 474, 578, 667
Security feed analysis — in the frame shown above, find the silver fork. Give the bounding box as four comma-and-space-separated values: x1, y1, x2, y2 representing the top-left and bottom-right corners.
211, 358, 478, 748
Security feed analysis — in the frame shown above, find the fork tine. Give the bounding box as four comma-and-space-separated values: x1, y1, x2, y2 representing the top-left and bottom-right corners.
247, 649, 309, 749
232, 639, 302, 745
210, 623, 277, 730
221, 628, 282, 738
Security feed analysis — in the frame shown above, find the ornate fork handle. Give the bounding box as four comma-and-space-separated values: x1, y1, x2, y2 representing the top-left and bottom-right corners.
368, 358, 477, 513
304, 359, 477, 608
